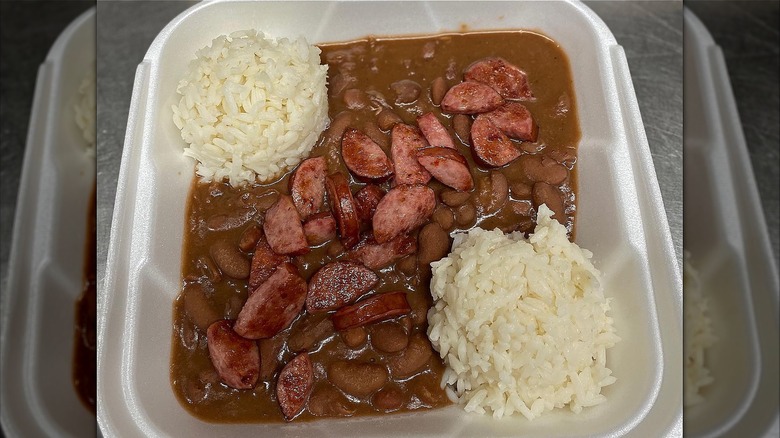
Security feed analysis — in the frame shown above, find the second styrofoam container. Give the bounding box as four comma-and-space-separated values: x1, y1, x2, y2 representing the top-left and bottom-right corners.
683, 9, 779, 438
98, 1, 682, 436
0, 8, 96, 438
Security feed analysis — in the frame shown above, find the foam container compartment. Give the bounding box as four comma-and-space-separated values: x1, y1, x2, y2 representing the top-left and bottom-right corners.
682, 9, 779, 438
0, 8, 96, 438
98, 1, 681, 436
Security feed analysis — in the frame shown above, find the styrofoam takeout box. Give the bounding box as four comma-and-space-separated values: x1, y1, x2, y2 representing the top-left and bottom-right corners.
99, 1, 682, 436
683, 9, 780, 438
0, 8, 96, 438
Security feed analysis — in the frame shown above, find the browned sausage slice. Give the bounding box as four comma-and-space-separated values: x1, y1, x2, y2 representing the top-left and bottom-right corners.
289, 156, 326, 220
306, 261, 379, 313
416, 147, 474, 192
464, 57, 534, 101
440, 82, 504, 114
372, 184, 436, 244
325, 172, 361, 249
483, 102, 538, 142
276, 352, 314, 421
470, 115, 521, 167
347, 233, 417, 270
353, 184, 385, 222
303, 212, 337, 246
234, 263, 307, 339
391, 124, 431, 186
332, 291, 411, 331
416, 113, 455, 149
206, 320, 260, 389
341, 128, 394, 182
249, 235, 291, 292
263, 195, 309, 256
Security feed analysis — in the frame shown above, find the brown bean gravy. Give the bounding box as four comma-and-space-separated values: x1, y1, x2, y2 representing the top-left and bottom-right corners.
171, 31, 579, 423
74, 182, 96, 413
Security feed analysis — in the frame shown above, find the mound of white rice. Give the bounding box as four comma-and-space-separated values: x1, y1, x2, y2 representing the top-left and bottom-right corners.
74, 68, 95, 156
683, 251, 716, 406
428, 205, 620, 420
172, 30, 329, 186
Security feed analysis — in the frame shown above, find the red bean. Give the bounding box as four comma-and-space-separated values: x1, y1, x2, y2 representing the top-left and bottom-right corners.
182, 283, 220, 332
390, 79, 422, 104
209, 240, 250, 279
238, 224, 263, 252
377, 109, 403, 131
328, 361, 388, 398
369, 321, 409, 353
430, 77, 448, 106
521, 155, 569, 185
308, 384, 356, 417
417, 223, 451, 268
341, 326, 367, 348
372, 386, 406, 412
388, 333, 433, 379
532, 182, 566, 223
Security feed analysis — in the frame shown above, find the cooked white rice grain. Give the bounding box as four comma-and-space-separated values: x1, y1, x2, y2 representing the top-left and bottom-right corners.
172, 30, 328, 186
428, 205, 619, 420
683, 251, 717, 406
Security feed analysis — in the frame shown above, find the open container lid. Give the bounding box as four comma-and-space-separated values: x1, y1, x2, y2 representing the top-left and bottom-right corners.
682, 8, 779, 438
98, 1, 681, 436
0, 7, 96, 438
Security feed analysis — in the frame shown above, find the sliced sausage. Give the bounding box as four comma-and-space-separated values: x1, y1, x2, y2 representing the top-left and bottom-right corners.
238, 224, 263, 252
341, 128, 394, 182
470, 115, 521, 167
388, 333, 433, 379
325, 172, 361, 249
377, 109, 403, 131
430, 76, 448, 106
347, 233, 417, 270
532, 182, 566, 223
390, 79, 422, 104
391, 124, 431, 186
234, 263, 307, 339
288, 315, 334, 352
182, 283, 220, 332
372, 184, 436, 244
483, 102, 538, 142
263, 195, 309, 256
521, 155, 569, 185
306, 261, 379, 313
417, 113, 455, 149
249, 235, 291, 292
209, 240, 250, 280
369, 321, 409, 353
417, 223, 451, 268
332, 291, 411, 331
452, 114, 472, 145
276, 352, 314, 421
289, 156, 326, 220
464, 57, 534, 100
308, 384, 356, 417
416, 147, 474, 192
303, 212, 337, 246
206, 320, 259, 389
328, 361, 388, 398
440, 81, 504, 114
353, 184, 385, 222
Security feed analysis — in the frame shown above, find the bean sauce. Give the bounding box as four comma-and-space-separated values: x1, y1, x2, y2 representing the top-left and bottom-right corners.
171, 30, 579, 423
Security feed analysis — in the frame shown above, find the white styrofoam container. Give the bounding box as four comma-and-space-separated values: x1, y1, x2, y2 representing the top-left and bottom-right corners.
0, 8, 96, 438
98, 1, 682, 436
682, 9, 780, 438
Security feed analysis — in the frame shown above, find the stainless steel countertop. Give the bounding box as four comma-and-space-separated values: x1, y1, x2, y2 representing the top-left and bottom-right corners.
93, 0, 685, 287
